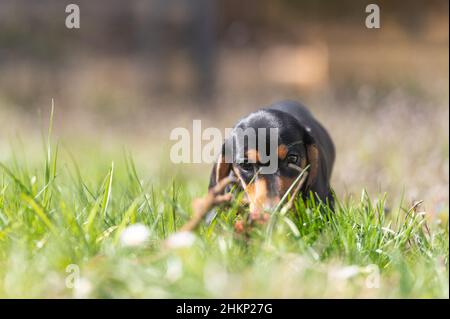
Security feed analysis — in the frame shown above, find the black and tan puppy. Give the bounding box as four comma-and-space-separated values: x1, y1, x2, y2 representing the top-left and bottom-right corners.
209, 100, 335, 212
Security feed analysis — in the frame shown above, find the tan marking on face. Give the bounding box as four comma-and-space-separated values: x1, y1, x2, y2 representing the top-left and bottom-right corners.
215, 156, 231, 184
246, 177, 281, 211
306, 144, 319, 188
278, 176, 296, 197
277, 144, 288, 160
246, 178, 268, 211
232, 166, 247, 189
246, 149, 260, 163
300, 156, 307, 169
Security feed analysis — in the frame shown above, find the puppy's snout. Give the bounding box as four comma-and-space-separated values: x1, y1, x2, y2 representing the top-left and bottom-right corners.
246, 176, 281, 212
249, 197, 280, 213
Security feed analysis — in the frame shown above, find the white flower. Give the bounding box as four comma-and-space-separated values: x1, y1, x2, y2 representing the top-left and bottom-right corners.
120, 223, 150, 247
73, 277, 92, 299
329, 265, 361, 280
36, 238, 47, 249
204, 262, 228, 294
165, 231, 196, 249
217, 236, 228, 255
165, 257, 183, 282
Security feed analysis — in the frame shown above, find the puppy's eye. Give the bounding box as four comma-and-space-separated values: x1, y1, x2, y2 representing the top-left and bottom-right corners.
239, 162, 253, 172
287, 154, 298, 164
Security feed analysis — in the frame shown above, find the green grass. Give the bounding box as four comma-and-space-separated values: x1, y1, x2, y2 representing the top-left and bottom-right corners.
0, 119, 448, 298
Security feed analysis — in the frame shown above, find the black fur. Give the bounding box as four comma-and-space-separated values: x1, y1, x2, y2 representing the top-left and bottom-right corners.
209, 100, 335, 205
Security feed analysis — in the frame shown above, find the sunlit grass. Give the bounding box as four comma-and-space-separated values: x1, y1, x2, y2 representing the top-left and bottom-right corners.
0, 114, 448, 298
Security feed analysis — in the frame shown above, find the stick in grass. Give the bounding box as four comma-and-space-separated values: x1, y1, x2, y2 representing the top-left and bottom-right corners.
179, 176, 236, 232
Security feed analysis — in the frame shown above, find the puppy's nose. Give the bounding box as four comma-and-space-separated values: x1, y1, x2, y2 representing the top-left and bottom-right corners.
248, 196, 279, 224
249, 196, 280, 212
264, 196, 281, 210
246, 176, 281, 213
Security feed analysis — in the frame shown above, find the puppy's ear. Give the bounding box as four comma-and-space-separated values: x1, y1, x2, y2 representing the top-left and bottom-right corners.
208, 141, 232, 190
304, 130, 320, 191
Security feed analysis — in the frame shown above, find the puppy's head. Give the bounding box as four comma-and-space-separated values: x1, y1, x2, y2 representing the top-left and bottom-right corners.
209, 109, 320, 212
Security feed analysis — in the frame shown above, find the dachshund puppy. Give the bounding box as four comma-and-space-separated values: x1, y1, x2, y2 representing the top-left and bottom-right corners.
209, 100, 335, 212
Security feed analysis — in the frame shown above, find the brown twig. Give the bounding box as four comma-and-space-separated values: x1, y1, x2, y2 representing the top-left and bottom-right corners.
179, 176, 236, 232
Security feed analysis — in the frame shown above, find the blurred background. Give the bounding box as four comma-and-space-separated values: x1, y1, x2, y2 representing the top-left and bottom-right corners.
0, 0, 448, 216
